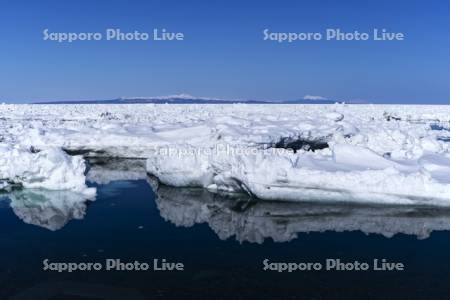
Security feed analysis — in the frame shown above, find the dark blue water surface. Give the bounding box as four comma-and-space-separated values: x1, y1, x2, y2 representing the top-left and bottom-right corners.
2, 163, 450, 299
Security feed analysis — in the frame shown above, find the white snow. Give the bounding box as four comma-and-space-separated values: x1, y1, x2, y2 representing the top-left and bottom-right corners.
303, 95, 328, 100
0, 144, 94, 195
2, 103, 450, 204
147, 145, 450, 205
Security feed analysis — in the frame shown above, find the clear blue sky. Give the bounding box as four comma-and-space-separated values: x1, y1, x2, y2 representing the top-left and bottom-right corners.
1, 0, 449, 103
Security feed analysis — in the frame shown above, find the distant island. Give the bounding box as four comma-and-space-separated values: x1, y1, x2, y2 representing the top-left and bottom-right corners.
36, 94, 341, 104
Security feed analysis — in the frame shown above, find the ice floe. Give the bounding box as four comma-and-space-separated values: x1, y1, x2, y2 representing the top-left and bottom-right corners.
1, 103, 450, 204
0, 144, 94, 196
146, 143, 450, 205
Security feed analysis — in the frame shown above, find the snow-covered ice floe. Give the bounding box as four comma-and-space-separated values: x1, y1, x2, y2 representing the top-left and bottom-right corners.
147, 144, 450, 205
2, 103, 450, 204
0, 144, 94, 196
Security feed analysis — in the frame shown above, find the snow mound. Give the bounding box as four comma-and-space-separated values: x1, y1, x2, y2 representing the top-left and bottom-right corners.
147, 143, 450, 205
0, 144, 95, 195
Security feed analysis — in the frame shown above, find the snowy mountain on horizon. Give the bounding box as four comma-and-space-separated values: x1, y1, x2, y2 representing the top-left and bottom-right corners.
36, 93, 340, 104
119, 93, 225, 101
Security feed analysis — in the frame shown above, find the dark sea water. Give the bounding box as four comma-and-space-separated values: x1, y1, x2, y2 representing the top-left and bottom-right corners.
1, 160, 450, 299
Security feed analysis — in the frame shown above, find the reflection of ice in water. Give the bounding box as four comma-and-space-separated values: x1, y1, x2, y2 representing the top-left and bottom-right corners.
3, 158, 146, 231
88, 159, 450, 243
8, 157, 450, 240
1, 158, 144, 231
153, 182, 450, 243
4, 189, 93, 231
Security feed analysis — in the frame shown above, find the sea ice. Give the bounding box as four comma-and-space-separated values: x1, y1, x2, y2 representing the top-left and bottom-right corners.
1, 103, 450, 204
0, 144, 94, 195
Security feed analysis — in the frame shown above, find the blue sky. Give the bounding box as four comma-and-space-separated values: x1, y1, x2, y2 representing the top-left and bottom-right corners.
0, 0, 449, 103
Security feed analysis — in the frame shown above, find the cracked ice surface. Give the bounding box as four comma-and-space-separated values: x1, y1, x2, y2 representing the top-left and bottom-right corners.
1, 103, 450, 204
